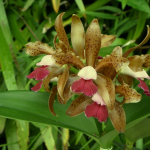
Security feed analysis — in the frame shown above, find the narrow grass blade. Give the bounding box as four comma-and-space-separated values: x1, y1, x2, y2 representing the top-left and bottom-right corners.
5, 120, 20, 150
0, 116, 6, 134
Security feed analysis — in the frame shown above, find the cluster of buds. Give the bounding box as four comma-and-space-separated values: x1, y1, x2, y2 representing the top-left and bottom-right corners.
26, 12, 150, 132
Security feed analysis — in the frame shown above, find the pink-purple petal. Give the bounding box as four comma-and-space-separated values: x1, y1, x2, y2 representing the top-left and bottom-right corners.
138, 78, 150, 97
138, 78, 149, 92
27, 67, 42, 79
85, 102, 99, 118
27, 66, 49, 80
83, 79, 98, 96
85, 102, 108, 123
31, 81, 43, 92
71, 78, 98, 96
96, 105, 108, 122
71, 78, 85, 93
35, 68, 49, 80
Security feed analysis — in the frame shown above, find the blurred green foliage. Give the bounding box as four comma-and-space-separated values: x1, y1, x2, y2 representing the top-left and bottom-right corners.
0, 0, 150, 149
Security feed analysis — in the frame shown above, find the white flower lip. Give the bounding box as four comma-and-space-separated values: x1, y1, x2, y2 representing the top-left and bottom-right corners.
120, 66, 150, 79
92, 92, 105, 106
78, 66, 97, 80
36, 55, 58, 67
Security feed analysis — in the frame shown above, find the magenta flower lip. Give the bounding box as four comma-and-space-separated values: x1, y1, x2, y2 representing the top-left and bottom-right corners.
71, 78, 98, 96
85, 102, 108, 123
27, 66, 49, 81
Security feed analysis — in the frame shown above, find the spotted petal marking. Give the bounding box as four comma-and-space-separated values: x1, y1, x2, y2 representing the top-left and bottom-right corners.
141, 54, 150, 68
65, 52, 85, 69
57, 65, 70, 100
48, 86, 57, 116
55, 12, 70, 50
94, 75, 115, 110
99, 67, 117, 80
95, 46, 129, 72
115, 84, 141, 103
52, 52, 67, 67
85, 19, 101, 67
118, 74, 133, 87
128, 55, 145, 72
66, 94, 93, 117
108, 101, 126, 133
26, 41, 55, 56
55, 40, 68, 53
101, 34, 116, 48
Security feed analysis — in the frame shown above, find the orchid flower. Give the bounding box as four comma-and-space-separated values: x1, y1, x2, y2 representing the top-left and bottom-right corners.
25, 12, 150, 133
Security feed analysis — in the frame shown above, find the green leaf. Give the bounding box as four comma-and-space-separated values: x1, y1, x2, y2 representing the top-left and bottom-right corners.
125, 118, 150, 142
75, 0, 85, 12
22, 0, 35, 11
117, 0, 150, 14
0, 1, 18, 90
0, 116, 6, 134
7, 10, 26, 46
16, 120, 29, 150
5, 120, 20, 150
133, 11, 147, 39
0, 91, 100, 139
116, 19, 137, 37
0, 27, 17, 90
81, 11, 117, 19
86, 0, 110, 11
1, 90, 150, 148
121, 0, 128, 9
96, 6, 123, 13
40, 126, 56, 150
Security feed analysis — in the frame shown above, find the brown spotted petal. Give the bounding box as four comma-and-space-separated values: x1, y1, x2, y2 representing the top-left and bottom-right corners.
65, 52, 85, 69
108, 101, 126, 132
95, 46, 129, 72
43, 67, 63, 93
118, 74, 133, 87
101, 34, 116, 48
85, 19, 101, 67
128, 55, 145, 72
55, 40, 68, 53
94, 75, 115, 110
26, 41, 55, 56
99, 67, 117, 80
71, 14, 85, 59
123, 26, 150, 58
55, 12, 70, 50
63, 74, 80, 104
66, 94, 93, 117
57, 65, 70, 100
52, 52, 67, 67
141, 54, 150, 68
48, 86, 57, 116
115, 84, 141, 103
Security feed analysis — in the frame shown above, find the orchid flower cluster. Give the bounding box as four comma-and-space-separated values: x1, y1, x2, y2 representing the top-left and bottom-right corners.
26, 12, 150, 132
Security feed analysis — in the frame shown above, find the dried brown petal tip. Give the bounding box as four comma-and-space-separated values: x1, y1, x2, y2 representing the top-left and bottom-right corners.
26, 41, 55, 56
